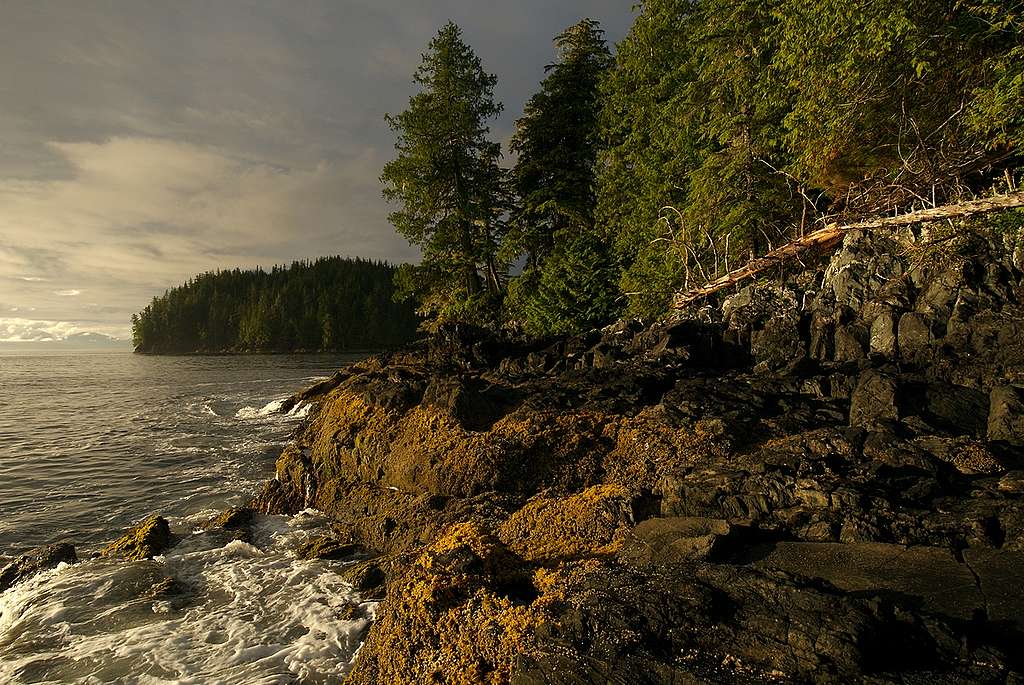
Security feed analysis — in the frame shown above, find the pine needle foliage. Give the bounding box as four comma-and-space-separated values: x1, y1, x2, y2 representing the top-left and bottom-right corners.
381, 22, 508, 328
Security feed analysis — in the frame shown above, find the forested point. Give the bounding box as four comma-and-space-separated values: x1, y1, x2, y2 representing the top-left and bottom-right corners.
131, 257, 420, 354
383, 3, 1023, 334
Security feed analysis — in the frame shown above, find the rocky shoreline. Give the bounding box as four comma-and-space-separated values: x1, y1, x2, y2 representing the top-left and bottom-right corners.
244, 222, 1024, 683
4, 221, 1024, 683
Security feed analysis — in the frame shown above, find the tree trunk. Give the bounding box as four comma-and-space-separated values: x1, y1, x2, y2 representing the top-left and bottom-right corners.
674, 191, 1024, 306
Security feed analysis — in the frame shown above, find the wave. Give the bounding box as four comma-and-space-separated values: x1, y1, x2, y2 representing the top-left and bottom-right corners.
286, 402, 311, 419
0, 515, 373, 684
234, 399, 285, 420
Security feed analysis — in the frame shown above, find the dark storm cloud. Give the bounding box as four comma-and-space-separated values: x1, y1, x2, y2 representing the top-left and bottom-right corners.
0, 1, 635, 341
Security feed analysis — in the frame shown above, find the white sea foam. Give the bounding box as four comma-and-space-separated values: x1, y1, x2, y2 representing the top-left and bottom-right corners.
286, 402, 311, 419
0, 515, 374, 684
234, 399, 286, 420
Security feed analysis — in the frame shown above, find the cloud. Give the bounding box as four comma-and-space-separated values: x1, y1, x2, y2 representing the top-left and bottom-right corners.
0, 317, 125, 342
0, 2, 636, 338
0, 135, 417, 336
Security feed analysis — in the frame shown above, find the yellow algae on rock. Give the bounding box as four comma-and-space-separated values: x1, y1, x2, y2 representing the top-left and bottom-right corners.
346, 521, 544, 685
498, 485, 634, 563
100, 514, 172, 561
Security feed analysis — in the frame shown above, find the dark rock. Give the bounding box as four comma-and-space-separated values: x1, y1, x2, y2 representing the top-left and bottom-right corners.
998, 470, 1024, 494
619, 516, 731, 566
898, 312, 934, 356
752, 541, 983, 622
296, 535, 361, 560
588, 342, 618, 368
870, 309, 899, 357
808, 310, 835, 361
834, 323, 867, 361
100, 514, 173, 561
962, 548, 1024, 636
988, 385, 1024, 445
0, 543, 77, 593
916, 265, 966, 318
422, 374, 518, 431
342, 560, 388, 597
279, 370, 349, 413
205, 506, 256, 543
751, 316, 805, 369
850, 369, 900, 428
249, 479, 305, 515
207, 506, 254, 530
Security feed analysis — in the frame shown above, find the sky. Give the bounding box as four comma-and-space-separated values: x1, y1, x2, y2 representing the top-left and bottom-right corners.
0, 1, 636, 343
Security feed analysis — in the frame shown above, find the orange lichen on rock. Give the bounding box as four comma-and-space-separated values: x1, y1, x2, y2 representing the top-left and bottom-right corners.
282, 383, 621, 505
346, 521, 544, 685
604, 410, 731, 490
498, 485, 635, 563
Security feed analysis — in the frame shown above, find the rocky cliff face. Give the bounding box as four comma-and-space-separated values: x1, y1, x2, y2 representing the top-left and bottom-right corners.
252, 220, 1024, 684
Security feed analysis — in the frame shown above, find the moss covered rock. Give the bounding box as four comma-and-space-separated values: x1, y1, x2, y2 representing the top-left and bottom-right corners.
347, 522, 541, 685
100, 514, 173, 561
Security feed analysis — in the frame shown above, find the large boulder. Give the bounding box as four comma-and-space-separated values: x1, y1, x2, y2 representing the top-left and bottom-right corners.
497, 485, 634, 564
850, 370, 900, 428
0, 543, 77, 593
296, 535, 362, 560
869, 308, 899, 357
752, 541, 983, 622
897, 312, 934, 357
618, 516, 732, 566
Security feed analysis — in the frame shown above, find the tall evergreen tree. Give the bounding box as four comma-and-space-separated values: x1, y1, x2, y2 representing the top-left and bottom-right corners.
381, 22, 507, 326
595, 0, 703, 319
504, 19, 618, 335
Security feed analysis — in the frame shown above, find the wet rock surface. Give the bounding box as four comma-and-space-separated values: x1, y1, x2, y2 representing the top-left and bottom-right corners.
0, 543, 77, 593
100, 514, 173, 561
251, 224, 1024, 683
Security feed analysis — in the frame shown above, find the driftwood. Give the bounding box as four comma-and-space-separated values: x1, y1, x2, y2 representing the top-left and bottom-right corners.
673, 192, 1024, 307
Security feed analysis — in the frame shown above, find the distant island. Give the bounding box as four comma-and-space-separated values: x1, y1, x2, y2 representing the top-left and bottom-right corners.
131, 257, 420, 354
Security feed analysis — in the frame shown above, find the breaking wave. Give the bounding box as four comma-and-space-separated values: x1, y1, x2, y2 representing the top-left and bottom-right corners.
0, 515, 374, 684
235, 399, 286, 420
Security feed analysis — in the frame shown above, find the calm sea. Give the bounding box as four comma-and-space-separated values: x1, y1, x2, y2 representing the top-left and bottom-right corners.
0, 351, 371, 684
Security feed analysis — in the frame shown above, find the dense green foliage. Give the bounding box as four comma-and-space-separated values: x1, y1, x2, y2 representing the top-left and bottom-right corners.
381, 22, 508, 327
503, 20, 619, 335
131, 257, 419, 353
598, 0, 1024, 317
383, 4, 1021, 332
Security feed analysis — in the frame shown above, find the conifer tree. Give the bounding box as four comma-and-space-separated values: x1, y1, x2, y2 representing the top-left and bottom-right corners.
381, 22, 507, 326
504, 19, 618, 335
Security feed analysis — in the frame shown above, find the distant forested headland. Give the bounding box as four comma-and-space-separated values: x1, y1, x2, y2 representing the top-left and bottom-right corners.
131, 257, 420, 354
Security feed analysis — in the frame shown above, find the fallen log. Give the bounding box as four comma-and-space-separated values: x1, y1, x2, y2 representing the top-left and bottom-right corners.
673, 191, 1024, 306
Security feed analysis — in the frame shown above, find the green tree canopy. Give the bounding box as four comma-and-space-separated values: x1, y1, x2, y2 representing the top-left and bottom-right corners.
504, 19, 619, 335
381, 22, 507, 327
131, 257, 419, 354
597, 0, 1023, 319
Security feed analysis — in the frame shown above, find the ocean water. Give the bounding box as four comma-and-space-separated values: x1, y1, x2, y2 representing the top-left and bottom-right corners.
0, 351, 373, 684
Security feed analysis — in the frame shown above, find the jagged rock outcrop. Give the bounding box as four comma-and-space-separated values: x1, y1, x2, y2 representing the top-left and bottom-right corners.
100, 514, 173, 561
251, 218, 1024, 683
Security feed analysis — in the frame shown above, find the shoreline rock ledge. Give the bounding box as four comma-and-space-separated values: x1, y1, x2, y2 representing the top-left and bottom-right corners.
252, 225, 1024, 683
